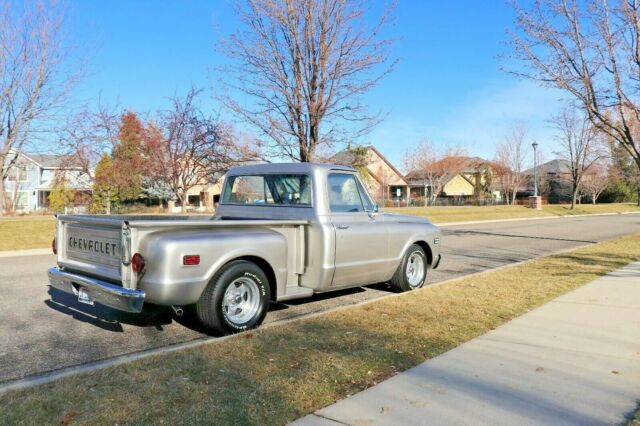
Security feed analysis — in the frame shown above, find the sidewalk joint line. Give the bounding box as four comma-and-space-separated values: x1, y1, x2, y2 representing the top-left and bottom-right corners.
550, 300, 639, 310
479, 336, 640, 362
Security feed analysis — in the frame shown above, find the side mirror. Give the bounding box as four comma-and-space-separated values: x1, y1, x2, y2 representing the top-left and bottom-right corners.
367, 204, 379, 218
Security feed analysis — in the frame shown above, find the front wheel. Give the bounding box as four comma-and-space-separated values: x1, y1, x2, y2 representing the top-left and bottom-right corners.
196, 260, 271, 334
390, 244, 428, 292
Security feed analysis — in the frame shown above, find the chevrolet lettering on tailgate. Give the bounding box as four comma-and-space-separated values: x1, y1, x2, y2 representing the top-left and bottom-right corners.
68, 237, 118, 257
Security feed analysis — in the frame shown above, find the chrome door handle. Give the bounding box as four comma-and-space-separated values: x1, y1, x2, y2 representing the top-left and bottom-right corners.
336, 225, 350, 230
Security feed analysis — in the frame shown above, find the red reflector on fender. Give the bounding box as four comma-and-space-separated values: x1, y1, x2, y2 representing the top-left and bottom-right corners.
183, 255, 200, 266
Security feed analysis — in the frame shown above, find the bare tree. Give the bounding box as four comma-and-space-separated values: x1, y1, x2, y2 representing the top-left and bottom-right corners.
494, 123, 528, 205
218, 0, 396, 162
551, 107, 606, 209
59, 102, 120, 180
508, 0, 640, 205
404, 141, 468, 206
147, 89, 260, 212
580, 164, 611, 204
0, 1, 78, 215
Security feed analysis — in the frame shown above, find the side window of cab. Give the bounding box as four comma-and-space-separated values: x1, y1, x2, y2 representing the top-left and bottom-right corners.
328, 173, 365, 213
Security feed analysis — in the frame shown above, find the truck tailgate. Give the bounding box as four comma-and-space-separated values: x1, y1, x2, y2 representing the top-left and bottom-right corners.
57, 215, 125, 283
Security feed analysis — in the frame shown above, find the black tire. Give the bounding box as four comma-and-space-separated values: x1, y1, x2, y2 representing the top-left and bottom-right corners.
196, 260, 271, 334
390, 244, 428, 292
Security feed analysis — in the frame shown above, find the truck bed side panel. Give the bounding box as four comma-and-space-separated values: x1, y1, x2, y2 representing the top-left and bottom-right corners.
138, 228, 290, 305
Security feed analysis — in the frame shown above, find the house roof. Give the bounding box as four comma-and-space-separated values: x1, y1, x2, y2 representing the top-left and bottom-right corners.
523, 159, 572, 175
7, 150, 83, 169
28, 153, 82, 169
405, 156, 495, 183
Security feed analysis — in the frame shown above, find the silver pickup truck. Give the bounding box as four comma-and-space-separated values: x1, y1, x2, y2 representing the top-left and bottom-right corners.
48, 163, 441, 334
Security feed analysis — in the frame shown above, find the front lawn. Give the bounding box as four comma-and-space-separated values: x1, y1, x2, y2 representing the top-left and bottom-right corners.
0, 216, 55, 251
385, 203, 640, 223
1, 234, 639, 425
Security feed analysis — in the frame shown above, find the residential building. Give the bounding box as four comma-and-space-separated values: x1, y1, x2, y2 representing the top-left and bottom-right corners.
523, 159, 574, 203
405, 157, 500, 203
330, 146, 409, 205
183, 179, 225, 212
2, 150, 92, 213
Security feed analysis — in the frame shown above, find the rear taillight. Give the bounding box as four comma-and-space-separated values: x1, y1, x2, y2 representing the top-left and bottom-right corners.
52, 238, 57, 255
131, 253, 145, 274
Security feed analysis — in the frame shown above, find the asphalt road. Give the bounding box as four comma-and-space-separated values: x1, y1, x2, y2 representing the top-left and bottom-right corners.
1, 213, 639, 384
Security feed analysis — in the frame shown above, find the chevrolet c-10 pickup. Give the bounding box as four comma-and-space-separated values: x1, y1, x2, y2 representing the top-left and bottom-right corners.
48, 163, 441, 334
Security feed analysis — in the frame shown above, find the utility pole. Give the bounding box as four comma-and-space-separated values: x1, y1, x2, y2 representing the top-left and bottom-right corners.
532, 141, 539, 197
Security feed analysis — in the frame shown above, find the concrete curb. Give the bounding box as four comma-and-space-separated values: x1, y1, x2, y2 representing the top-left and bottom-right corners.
0, 240, 600, 396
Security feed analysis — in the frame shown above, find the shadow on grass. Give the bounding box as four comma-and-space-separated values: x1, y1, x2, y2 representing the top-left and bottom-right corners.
551, 252, 635, 270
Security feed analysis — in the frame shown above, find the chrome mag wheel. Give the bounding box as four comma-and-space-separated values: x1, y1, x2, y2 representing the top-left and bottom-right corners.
222, 277, 261, 325
406, 251, 425, 288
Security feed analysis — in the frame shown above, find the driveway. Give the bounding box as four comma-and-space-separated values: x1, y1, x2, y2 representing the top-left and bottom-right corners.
1, 213, 638, 383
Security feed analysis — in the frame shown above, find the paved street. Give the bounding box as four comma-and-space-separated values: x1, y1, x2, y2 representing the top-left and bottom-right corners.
1, 213, 639, 384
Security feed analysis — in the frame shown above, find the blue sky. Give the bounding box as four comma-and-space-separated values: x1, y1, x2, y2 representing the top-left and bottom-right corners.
64, 0, 564, 169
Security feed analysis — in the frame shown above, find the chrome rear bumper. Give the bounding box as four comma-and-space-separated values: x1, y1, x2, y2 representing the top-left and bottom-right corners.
47, 267, 145, 313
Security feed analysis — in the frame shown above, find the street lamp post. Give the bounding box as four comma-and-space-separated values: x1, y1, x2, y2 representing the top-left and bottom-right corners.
532, 141, 539, 198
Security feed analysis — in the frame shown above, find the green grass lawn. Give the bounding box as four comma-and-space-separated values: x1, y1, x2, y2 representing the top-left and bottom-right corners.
1, 234, 638, 425
385, 203, 640, 224
0, 216, 55, 251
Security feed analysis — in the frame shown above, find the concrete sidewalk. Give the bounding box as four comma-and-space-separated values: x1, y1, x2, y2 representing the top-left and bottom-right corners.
293, 261, 640, 426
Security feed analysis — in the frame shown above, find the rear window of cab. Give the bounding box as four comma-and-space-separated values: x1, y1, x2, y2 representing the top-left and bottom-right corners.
222, 174, 312, 206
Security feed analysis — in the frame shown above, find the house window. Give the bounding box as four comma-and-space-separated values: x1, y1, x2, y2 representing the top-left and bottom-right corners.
7, 166, 28, 182
14, 191, 29, 210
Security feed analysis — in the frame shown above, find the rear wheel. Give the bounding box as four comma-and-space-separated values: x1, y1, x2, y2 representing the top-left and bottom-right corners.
390, 244, 428, 292
196, 260, 271, 334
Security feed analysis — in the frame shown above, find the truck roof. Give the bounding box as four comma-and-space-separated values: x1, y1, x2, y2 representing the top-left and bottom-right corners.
227, 162, 355, 175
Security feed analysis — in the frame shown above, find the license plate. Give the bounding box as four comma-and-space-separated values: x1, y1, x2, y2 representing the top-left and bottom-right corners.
77, 287, 94, 306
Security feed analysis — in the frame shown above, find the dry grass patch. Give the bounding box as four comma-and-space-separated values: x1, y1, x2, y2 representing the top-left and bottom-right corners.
0, 216, 55, 251
1, 234, 639, 425
385, 203, 640, 224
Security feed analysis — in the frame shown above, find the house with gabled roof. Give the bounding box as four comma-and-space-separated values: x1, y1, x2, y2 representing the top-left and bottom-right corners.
2, 150, 92, 213
330, 145, 409, 204
405, 156, 500, 202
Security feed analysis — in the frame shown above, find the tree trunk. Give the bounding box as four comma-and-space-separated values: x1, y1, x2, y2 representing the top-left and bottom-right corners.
105, 189, 111, 215
570, 183, 578, 210
0, 178, 4, 217
180, 195, 187, 213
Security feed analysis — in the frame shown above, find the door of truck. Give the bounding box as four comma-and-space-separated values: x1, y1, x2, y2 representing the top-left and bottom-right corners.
328, 173, 389, 287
